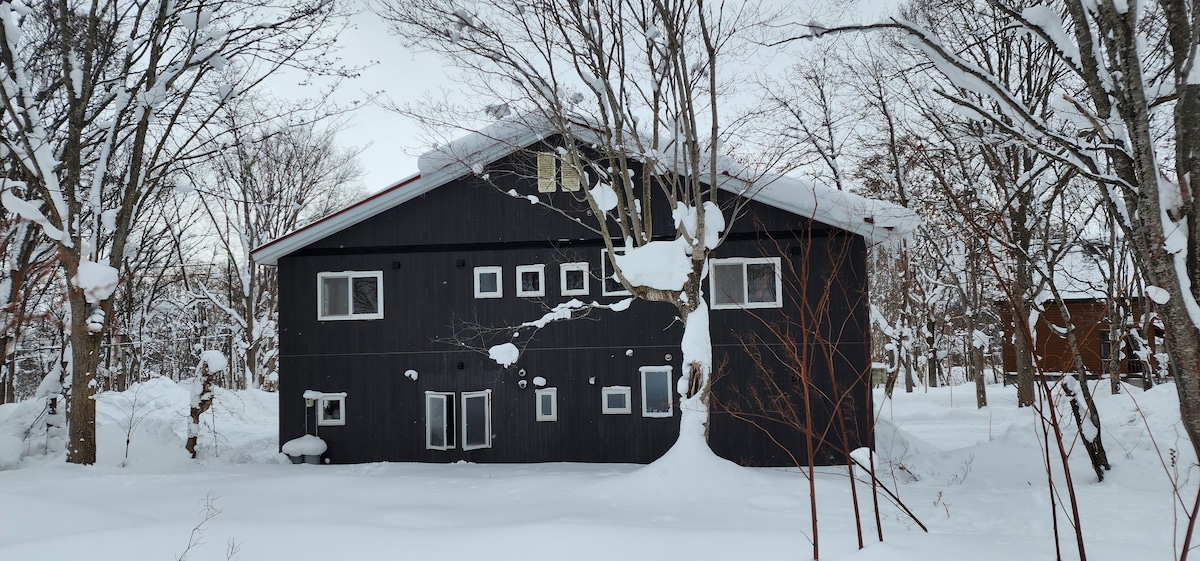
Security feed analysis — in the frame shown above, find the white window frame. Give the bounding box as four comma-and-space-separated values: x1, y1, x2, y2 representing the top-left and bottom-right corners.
316, 271, 384, 321
425, 391, 455, 451
316, 392, 348, 426
708, 257, 784, 310
474, 266, 503, 299
601, 248, 631, 296
559, 262, 590, 296
601, 386, 632, 414
461, 390, 493, 451
516, 264, 547, 297
639, 367, 673, 418
535, 387, 558, 421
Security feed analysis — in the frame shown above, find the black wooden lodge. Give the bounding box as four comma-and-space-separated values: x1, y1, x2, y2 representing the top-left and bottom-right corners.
251, 119, 916, 467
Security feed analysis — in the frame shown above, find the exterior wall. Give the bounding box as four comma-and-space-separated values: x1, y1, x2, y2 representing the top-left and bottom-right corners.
275, 143, 870, 466
999, 300, 1146, 375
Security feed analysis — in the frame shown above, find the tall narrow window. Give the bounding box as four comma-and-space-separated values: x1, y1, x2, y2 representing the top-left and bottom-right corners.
426, 392, 455, 450
462, 390, 492, 450
474, 266, 503, 298
317, 271, 383, 320
560, 262, 589, 296
535, 387, 557, 421
709, 258, 783, 310
516, 264, 546, 297
601, 248, 631, 296
640, 367, 673, 418
537, 152, 556, 192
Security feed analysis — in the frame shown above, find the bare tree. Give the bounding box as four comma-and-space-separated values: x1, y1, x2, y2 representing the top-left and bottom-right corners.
190, 96, 362, 390
374, 0, 794, 449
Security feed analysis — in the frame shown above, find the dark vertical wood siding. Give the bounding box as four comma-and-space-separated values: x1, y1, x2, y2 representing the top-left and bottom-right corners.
276, 141, 871, 467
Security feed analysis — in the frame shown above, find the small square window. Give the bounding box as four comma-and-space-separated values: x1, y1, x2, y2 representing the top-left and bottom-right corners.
601, 248, 631, 296
516, 264, 546, 297
316, 393, 347, 426
474, 266, 503, 298
535, 388, 557, 421
317, 272, 383, 320
601, 386, 631, 414
709, 257, 783, 309
640, 367, 673, 418
560, 262, 589, 296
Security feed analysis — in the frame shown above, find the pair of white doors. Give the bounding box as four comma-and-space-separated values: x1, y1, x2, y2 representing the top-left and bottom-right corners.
425, 390, 491, 451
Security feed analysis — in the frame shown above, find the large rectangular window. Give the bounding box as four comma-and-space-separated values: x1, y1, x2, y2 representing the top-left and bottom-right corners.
462, 391, 492, 450
640, 367, 673, 418
317, 271, 383, 320
426, 392, 455, 450
709, 257, 782, 310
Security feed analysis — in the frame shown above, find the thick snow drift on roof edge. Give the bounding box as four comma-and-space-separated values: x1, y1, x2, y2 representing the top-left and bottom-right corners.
732, 173, 920, 241
416, 115, 919, 241
417, 116, 551, 176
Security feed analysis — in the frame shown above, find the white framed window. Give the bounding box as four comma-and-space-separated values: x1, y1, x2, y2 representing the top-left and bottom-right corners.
516, 264, 546, 297
425, 392, 455, 450
709, 257, 783, 310
317, 271, 383, 320
601, 386, 632, 414
462, 390, 492, 450
559, 262, 589, 296
640, 367, 673, 418
317, 393, 347, 426
601, 248, 631, 296
474, 266, 503, 298
535, 387, 558, 421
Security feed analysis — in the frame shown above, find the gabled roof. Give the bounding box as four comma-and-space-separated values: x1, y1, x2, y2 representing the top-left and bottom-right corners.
251, 117, 920, 266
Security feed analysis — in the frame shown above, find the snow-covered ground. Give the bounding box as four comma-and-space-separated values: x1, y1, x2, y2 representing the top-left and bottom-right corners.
0, 378, 1191, 560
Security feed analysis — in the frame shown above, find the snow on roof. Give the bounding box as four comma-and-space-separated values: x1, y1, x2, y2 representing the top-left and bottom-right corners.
252, 117, 919, 266
1044, 242, 1137, 301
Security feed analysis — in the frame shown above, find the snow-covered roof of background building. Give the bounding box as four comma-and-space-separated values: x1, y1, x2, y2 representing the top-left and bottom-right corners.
252, 117, 920, 266
1041, 241, 1138, 301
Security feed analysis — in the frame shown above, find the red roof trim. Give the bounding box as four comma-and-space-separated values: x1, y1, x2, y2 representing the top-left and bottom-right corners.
251, 174, 423, 257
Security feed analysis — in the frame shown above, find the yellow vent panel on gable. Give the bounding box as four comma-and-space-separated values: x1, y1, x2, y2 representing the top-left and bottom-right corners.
537, 153, 556, 192
560, 153, 580, 191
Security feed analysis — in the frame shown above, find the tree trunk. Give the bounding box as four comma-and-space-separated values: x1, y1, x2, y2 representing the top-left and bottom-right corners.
186, 362, 216, 458
972, 343, 987, 408
904, 349, 915, 393
66, 288, 101, 465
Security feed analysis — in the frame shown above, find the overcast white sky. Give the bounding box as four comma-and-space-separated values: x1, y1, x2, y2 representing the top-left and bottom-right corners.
304, 1, 897, 194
